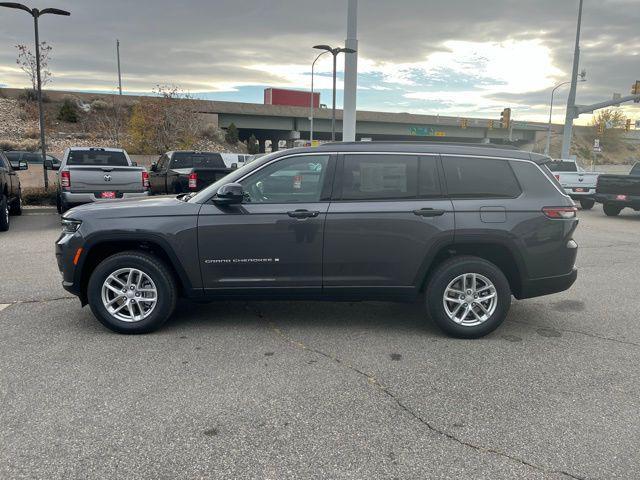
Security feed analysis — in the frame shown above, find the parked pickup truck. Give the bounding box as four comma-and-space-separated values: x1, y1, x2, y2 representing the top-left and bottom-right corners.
0, 150, 27, 231
148, 151, 233, 195
46, 147, 149, 213
546, 159, 600, 210
594, 162, 640, 216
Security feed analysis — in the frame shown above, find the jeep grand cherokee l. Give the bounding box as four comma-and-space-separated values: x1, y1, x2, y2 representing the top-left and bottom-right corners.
56, 143, 578, 338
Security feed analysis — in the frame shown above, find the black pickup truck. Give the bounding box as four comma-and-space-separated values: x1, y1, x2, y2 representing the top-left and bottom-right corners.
148, 151, 233, 195
594, 162, 640, 216
0, 151, 27, 231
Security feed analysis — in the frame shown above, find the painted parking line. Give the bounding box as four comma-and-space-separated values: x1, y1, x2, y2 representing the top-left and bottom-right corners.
0, 304, 11, 312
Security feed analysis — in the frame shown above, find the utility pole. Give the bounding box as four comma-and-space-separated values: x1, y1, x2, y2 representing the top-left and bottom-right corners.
561, 0, 584, 159
342, 0, 358, 142
116, 39, 122, 95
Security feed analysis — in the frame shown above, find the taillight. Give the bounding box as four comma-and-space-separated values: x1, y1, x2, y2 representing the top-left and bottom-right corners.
61, 170, 71, 191
188, 172, 197, 190
142, 171, 149, 190
543, 206, 577, 219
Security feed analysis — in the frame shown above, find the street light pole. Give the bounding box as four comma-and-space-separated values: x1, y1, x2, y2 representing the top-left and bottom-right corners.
561, 0, 584, 159
116, 39, 123, 95
313, 44, 357, 142
309, 50, 329, 143
0, 3, 70, 189
545, 82, 570, 156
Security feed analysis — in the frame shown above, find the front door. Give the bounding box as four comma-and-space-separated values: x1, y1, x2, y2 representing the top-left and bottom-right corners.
323, 153, 455, 296
149, 155, 167, 194
198, 153, 334, 293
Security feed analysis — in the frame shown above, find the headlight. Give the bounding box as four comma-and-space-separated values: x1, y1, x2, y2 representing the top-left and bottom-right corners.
61, 218, 82, 234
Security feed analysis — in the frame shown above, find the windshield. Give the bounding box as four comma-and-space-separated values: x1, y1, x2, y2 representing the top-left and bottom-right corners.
189, 151, 280, 203
67, 150, 129, 166
630, 163, 640, 176
171, 152, 225, 169
546, 161, 578, 172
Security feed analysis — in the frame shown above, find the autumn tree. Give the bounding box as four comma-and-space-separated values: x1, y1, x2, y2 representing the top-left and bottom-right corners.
225, 123, 239, 144
247, 134, 259, 154
126, 85, 200, 154
16, 43, 53, 97
589, 109, 627, 151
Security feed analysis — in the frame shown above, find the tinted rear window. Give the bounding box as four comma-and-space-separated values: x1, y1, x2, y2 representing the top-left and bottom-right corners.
171, 153, 225, 169
442, 156, 521, 198
546, 161, 578, 172
5, 152, 20, 162
67, 151, 128, 166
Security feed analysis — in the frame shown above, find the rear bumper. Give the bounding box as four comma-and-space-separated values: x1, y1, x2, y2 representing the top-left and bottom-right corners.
517, 267, 578, 300
61, 191, 149, 205
564, 187, 595, 199
594, 193, 640, 208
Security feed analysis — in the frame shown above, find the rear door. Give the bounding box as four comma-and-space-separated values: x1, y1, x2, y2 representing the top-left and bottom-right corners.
322, 153, 454, 296
198, 153, 334, 292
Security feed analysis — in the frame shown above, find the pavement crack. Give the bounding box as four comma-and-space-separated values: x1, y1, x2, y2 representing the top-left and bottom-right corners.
2, 296, 77, 309
512, 320, 640, 348
258, 308, 587, 479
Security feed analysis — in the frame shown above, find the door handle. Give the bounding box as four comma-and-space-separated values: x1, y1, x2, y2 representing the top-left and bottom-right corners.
413, 208, 446, 217
287, 209, 320, 219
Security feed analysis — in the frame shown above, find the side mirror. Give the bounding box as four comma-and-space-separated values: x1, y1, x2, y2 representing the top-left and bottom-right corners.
231, 162, 238, 170
18, 160, 28, 170
131, 161, 138, 167
150, 163, 158, 172
214, 182, 244, 205
43, 159, 53, 170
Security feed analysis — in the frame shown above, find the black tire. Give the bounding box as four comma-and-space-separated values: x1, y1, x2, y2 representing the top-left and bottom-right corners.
0, 194, 9, 232
579, 198, 595, 210
9, 192, 22, 216
603, 204, 622, 217
87, 251, 177, 334
426, 256, 511, 339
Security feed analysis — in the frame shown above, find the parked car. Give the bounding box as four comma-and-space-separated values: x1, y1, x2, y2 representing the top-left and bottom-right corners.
546, 159, 600, 210
148, 151, 233, 195
0, 151, 27, 231
594, 162, 640, 216
5, 151, 61, 168
56, 143, 578, 338
220, 153, 251, 169
46, 147, 149, 213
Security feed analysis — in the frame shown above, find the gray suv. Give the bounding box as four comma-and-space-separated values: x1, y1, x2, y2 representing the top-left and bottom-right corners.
56, 143, 578, 338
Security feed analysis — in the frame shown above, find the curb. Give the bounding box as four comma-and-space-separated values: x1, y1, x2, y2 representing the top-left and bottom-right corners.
23, 206, 58, 215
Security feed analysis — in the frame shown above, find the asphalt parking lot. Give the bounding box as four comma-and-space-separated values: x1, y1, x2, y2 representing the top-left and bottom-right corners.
1, 207, 639, 479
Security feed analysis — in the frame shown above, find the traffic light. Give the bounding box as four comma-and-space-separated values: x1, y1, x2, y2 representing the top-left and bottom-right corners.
626, 119, 632, 132
460, 118, 468, 129
632, 81, 640, 102
500, 108, 512, 129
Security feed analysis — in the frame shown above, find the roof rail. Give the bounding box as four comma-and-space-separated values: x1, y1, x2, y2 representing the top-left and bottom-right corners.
324, 141, 520, 150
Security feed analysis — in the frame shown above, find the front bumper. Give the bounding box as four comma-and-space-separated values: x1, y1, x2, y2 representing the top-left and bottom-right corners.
55, 230, 84, 297
517, 267, 578, 299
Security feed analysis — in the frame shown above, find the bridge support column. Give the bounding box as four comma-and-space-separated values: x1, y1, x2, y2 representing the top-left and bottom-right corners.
271, 139, 280, 152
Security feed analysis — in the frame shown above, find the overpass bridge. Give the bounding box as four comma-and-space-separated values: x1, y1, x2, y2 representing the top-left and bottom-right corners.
1, 88, 549, 152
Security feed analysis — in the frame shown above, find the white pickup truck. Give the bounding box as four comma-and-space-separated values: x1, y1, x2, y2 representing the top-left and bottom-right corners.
546, 160, 600, 210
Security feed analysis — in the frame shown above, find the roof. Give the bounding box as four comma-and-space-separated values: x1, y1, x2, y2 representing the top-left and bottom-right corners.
274, 142, 551, 164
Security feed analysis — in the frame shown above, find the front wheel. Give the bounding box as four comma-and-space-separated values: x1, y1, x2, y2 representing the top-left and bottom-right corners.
579, 198, 595, 210
426, 256, 511, 338
87, 251, 177, 334
603, 204, 622, 217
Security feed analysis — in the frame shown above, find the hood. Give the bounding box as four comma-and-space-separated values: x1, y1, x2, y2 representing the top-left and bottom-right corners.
63, 196, 201, 221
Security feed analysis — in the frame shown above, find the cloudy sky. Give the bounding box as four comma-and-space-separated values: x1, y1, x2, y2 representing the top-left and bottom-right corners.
1, 0, 639, 124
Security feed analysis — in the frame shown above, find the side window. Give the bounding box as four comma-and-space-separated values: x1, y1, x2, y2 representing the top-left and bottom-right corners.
241, 155, 330, 203
341, 154, 417, 200
157, 155, 168, 171
442, 156, 521, 198
418, 156, 441, 197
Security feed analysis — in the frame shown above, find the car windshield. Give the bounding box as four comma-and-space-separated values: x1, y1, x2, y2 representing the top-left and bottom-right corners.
67, 150, 129, 166
546, 161, 578, 172
189, 152, 280, 203
171, 152, 226, 169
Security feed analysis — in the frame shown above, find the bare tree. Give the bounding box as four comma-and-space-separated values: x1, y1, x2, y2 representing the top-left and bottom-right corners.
16, 42, 53, 94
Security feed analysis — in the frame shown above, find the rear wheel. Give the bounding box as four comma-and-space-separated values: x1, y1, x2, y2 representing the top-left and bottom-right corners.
603, 204, 622, 217
426, 256, 511, 338
579, 198, 595, 210
9, 192, 22, 216
87, 251, 177, 334
56, 193, 69, 214
0, 194, 9, 231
